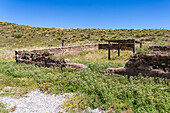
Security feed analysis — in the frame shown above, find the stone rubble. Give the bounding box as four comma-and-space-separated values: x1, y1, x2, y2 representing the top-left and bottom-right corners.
15, 51, 87, 69
149, 46, 170, 51
103, 52, 170, 79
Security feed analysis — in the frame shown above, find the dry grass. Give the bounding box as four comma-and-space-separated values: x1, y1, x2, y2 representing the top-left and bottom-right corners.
0, 22, 170, 112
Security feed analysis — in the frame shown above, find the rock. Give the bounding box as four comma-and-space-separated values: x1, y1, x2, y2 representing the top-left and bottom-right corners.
66, 63, 87, 69
102, 67, 126, 75
63, 58, 70, 63
140, 38, 153, 41
149, 46, 170, 51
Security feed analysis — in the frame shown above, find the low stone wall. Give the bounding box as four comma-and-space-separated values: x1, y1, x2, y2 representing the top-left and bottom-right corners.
15, 51, 87, 69
16, 44, 135, 57
15, 43, 135, 68
39, 44, 99, 56
149, 46, 170, 51
103, 52, 170, 79
99, 44, 134, 50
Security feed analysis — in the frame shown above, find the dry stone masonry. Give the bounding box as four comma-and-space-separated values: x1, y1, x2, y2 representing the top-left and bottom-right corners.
15, 44, 135, 57
15, 50, 87, 69
149, 46, 170, 52
103, 52, 170, 79
15, 43, 136, 68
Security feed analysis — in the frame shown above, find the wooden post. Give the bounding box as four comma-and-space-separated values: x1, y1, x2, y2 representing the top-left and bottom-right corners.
140, 42, 142, 48
108, 41, 111, 60
15, 50, 18, 63
62, 40, 66, 47
133, 39, 135, 53
118, 42, 120, 56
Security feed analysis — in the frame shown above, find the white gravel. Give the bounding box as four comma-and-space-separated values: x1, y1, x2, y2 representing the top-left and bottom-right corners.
0, 89, 105, 113
0, 90, 73, 113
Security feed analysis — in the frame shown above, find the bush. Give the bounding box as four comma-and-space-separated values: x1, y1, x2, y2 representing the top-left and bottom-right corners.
14, 34, 22, 38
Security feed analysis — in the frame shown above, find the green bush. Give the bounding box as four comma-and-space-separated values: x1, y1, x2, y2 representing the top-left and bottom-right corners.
14, 34, 22, 38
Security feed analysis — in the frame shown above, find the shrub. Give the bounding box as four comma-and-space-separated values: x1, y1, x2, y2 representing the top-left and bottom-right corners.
0, 103, 9, 113
14, 34, 22, 38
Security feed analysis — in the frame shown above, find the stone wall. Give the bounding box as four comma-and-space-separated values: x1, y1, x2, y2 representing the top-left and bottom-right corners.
103, 52, 170, 79
30, 44, 99, 56
149, 46, 170, 51
15, 51, 87, 69
15, 43, 135, 68
16, 44, 135, 57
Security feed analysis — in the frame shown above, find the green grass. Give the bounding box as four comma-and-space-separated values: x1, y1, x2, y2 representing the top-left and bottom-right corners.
0, 103, 9, 113
51, 49, 131, 64
0, 22, 170, 112
0, 52, 169, 112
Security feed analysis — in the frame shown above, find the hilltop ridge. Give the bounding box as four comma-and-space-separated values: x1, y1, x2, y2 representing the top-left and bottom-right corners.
0, 21, 170, 49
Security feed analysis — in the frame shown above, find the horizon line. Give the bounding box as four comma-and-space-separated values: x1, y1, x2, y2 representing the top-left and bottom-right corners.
1, 21, 170, 30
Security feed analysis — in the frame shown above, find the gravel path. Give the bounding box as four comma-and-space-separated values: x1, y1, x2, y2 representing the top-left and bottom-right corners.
0, 89, 104, 113
0, 90, 73, 113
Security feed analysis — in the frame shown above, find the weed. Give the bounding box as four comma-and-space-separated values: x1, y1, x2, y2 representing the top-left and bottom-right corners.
0, 21, 170, 112
14, 34, 22, 39
0, 103, 9, 113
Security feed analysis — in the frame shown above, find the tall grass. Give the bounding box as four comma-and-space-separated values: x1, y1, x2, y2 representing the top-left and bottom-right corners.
0, 103, 9, 113
0, 22, 170, 112
0, 61, 169, 112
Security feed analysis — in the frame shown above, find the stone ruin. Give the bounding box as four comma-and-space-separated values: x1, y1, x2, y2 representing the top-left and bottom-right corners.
102, 52, 170, 79
149, 46, 170, 52
15, 43, 136, 69
15, 50, 87, 69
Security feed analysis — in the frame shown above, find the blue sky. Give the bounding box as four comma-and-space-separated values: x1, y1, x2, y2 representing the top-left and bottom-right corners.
0, 0, 170, 29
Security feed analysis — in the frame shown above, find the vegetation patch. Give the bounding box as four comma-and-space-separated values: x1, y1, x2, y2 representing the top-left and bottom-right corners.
0, 57, 169, 112
0, 22, 170, 112
14, 34, 23, 39
0, 103, 9, 113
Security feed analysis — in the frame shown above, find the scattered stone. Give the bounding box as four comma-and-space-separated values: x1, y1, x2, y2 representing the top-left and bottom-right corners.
66, 63, 87, 69
140, 38, 153, 41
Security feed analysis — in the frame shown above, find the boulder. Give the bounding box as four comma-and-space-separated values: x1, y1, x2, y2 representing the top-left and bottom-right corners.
66, 63, 87, 69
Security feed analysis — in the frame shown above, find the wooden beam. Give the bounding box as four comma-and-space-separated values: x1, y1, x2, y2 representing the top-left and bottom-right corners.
15, 50, 18, 63
133, 39, 135, 53
62, 40, 66, 47
140, 42, 142, 48
118, 42, 120, 56
105, 39, 141, 44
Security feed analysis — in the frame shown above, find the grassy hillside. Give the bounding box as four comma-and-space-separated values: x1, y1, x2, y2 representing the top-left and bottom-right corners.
1, 21, 170, 61
1, 22, 170, 49
0, 22, 170, 112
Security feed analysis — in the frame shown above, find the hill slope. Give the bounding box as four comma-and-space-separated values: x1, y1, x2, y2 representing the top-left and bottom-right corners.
0, 21, 170, 61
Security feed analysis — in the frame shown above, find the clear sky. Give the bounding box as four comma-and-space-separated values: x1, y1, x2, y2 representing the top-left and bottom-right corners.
0, 0, 170, 29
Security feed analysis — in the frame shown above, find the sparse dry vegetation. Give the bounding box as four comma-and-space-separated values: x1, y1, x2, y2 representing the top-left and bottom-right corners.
0, 22, 170, 112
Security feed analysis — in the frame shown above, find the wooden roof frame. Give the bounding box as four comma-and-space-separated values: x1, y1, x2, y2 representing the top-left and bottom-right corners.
105, 39, 142, 60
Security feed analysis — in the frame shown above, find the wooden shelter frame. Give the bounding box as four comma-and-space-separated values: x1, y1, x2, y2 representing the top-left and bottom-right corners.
105, 39, 142, 60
